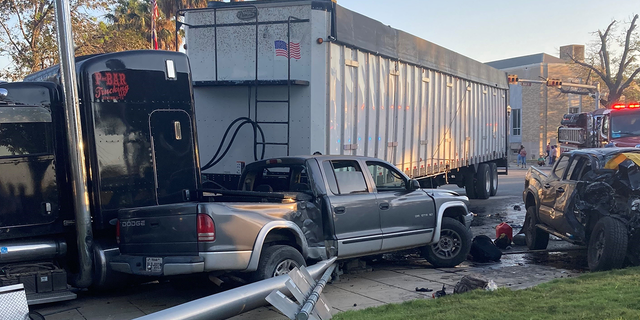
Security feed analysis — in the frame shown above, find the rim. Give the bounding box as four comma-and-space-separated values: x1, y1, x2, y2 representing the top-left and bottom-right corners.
485, 170, 491, 193
273, 259, 300, 277
431, 229, 462, 259
592, 229, 606, 263
492, 169, 498, 190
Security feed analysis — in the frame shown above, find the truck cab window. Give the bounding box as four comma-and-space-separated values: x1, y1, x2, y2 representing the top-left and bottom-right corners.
553, 156, 569, 178
0, 123, 53, 157
328, 160, 368, 194
366, 161, 406, 191
567, 157, 588, 181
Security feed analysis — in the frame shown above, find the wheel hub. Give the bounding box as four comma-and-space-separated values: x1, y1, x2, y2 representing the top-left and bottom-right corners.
273, 259, 300, 277
432, 229, 462, 259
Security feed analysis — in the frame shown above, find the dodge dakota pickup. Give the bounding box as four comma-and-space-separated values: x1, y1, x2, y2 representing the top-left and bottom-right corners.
523, 148, 640, 271
111, 156, 473, 280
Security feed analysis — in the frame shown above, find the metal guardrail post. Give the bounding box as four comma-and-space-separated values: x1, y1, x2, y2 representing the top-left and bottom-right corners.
135, 257, 337, 320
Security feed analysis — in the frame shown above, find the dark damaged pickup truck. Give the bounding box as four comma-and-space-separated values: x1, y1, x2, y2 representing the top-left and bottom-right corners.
523, 148, 640, 271
112, 156, 473, 280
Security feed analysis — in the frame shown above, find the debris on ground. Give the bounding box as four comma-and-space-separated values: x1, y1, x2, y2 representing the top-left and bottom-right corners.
494, 222, 513, 249
485, 280, 498, 291
512, 233, 526, 246
470, 235, 502, 262
513, 205, 521, 211
432, 285, 447, 298
453, 276, 488, 294
494, 234, 511, 249
415, 287, 433, 292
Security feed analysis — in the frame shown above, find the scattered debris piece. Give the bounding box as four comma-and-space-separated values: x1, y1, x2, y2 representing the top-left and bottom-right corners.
415, 287, 433, 292
433, 285, 447, 298
485, 280, 498, 291
495, 222, 513, 241
513, 205, 521, 211
453, 276, 488, 294
494, 234, 511, 249
470, 235, 502, 262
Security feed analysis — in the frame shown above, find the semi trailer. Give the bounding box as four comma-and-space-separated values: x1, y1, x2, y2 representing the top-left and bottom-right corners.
180, 0, 510, 199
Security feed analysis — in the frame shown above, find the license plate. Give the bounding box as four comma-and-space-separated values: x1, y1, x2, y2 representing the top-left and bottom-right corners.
145, 257, 162, 273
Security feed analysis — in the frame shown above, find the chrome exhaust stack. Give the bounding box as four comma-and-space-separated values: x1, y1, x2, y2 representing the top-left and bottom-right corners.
53, 0, 94, 288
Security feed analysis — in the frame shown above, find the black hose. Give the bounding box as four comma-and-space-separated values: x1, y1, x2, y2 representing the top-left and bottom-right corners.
201, 117, 266, 171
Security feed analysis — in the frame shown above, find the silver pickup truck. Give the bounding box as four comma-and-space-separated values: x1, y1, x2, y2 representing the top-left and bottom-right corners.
111, 156, 473, 280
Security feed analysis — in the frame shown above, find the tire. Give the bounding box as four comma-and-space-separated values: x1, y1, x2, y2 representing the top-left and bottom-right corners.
489, 162, 498, 197
524, 206, 549, 250
475, 163, 491, 199
423, 217, 472, 268
464, 171, 477, 199
251, 245, 305, 281
587, 217, 628, 272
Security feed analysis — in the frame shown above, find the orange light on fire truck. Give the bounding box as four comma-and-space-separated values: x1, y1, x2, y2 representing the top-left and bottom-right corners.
611, 102, 640, 109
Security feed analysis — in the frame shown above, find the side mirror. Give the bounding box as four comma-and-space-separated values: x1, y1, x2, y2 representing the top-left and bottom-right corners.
407, 179, 420, 191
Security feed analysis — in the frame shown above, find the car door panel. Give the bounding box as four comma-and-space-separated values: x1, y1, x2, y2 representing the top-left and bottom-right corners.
365, 161, 436, 251
322, 160, 382, 258
538, 156, 570, 226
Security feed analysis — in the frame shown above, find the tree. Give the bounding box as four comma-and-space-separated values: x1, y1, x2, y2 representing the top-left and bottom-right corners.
570, 14, 640, 107
0, 0, 112, 81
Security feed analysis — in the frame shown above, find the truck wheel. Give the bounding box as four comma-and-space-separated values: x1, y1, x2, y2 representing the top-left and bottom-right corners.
587, 217, 628, 272
464, 172, 477, 199
489, 162, 498, 196
252, 245, 305, 281
524, 206, 549, 250
423, 217, 472, 268
475, 163, 491, 199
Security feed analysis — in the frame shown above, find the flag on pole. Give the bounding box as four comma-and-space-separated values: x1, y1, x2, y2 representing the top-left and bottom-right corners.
151, 0, 158, 50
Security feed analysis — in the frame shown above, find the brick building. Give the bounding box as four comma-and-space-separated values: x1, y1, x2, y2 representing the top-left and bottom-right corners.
487, 45, 596, 163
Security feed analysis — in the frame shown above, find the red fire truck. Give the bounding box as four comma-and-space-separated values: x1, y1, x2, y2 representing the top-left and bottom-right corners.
558, 102, 640, 151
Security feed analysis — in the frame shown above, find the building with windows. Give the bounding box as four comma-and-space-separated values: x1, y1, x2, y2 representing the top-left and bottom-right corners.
487, 45, 596, 163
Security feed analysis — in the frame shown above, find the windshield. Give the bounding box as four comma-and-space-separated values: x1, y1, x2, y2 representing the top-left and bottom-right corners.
610, 109, 640, 138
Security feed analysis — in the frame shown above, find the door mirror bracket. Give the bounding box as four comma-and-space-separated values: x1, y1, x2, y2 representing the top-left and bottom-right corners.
407, 179, 420, 191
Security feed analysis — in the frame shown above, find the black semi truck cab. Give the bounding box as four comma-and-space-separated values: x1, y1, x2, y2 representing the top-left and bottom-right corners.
0, 50, 200, 304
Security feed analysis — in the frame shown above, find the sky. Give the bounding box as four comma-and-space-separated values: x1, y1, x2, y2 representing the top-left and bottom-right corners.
0, 0, 638, 73
337, 0, 639, 63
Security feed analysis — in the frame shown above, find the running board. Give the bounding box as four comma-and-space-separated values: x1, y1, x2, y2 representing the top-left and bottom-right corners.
27, 290, 77, 305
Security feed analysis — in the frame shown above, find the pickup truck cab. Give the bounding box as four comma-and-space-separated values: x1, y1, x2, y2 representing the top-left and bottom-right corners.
523, 148, 640, 271
112, 156, 473, 280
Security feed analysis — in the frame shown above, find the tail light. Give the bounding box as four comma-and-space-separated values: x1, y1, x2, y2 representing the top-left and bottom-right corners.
197, 214, 216, 242
116, 219, 120, 244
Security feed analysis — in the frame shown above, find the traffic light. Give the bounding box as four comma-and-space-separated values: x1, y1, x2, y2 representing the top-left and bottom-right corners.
546, 79, 562, 86
507, 74, 518, 84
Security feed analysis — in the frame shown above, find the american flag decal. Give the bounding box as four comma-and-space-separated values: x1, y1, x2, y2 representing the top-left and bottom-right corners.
274, 40, 301, 60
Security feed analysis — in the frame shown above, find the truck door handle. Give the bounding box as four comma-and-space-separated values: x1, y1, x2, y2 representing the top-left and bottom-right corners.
556, 187, 565, 193
334, 206, 346, 214
379, 203, 390, 210
543, 184, 551, 189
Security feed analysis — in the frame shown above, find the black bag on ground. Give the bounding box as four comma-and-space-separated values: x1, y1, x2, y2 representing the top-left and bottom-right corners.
470, 235, 502, 262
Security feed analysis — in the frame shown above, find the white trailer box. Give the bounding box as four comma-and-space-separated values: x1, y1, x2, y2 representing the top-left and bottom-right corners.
182, 0, 509, 198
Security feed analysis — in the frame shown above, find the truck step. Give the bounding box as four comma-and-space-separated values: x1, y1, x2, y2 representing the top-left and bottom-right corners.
27, 290, 77, 305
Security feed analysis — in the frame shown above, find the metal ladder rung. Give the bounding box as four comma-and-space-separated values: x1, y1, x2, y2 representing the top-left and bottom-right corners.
257, 142, 289, 146
256, 121, 289, 125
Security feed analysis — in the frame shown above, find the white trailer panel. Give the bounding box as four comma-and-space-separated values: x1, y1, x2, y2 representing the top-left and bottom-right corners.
183, 0, 508, 178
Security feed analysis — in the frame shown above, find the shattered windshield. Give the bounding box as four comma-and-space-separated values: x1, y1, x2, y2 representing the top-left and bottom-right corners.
610, 110, 640, 138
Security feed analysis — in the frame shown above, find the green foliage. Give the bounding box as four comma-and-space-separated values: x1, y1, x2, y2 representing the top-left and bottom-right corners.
0, 0, 206, 81
335, 267, 640, 320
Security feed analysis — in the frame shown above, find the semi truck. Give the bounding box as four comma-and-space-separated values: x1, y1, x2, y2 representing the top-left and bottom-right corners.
0, 50, 199, 304
558, 102, 640, 151
179, 0, 510, 199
